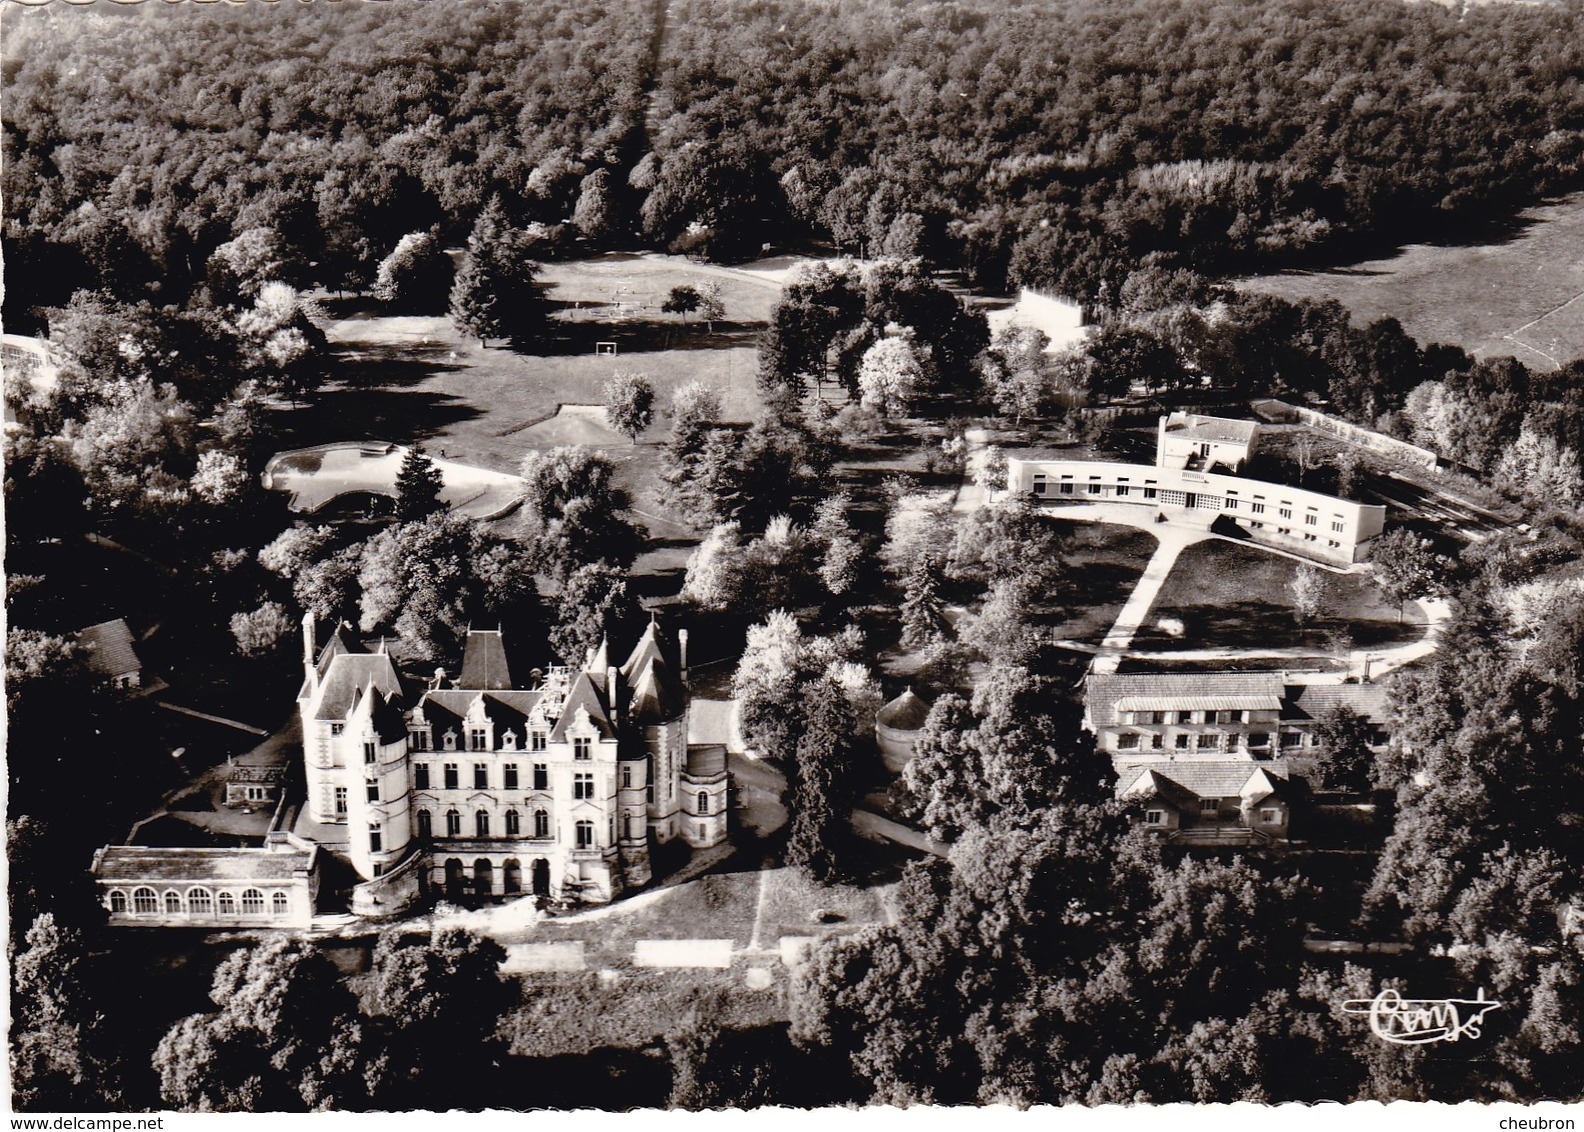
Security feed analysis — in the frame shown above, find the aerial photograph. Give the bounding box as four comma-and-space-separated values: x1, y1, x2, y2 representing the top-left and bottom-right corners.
3, 0, 1584, 1118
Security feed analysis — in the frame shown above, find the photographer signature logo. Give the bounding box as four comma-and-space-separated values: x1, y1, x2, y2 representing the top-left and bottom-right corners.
1341, 987, 1502, 1044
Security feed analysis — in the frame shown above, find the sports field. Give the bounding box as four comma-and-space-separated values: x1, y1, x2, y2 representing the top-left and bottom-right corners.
1238, 192, 1584, 370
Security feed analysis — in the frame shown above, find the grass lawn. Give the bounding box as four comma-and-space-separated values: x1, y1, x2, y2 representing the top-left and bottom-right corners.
502, 864, 892, 1059
1045, 520, 1158, 643
1237, 190, 1584, 370
505, 965, 790, 1059
1135, 540, 1425, 652
276, 253, 780, 539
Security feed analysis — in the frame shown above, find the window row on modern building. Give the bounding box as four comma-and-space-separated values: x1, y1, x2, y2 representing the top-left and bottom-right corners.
1003, 456, 1386, 564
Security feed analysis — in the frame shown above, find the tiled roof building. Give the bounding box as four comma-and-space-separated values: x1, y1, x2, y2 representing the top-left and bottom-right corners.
94, 615, 729, 927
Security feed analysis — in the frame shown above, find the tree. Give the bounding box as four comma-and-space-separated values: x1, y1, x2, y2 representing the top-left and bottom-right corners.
189, 449, 251, 507
373, 230, 452, 312
811, 493, 863, 598
1370, 527, 1448, 620
603, 371, 656, 444
394, 445, 446, 521
260, 524, 337, 577
981, 326, 1053, 424
366, 927, 507, 1108
294, 546, 363, 621
448, 251, 505, 347
230, 601, 297, 658
1290, 563, 1327, 628
1314, 704, 1376, 791
681, 522, 747, 611
153, 938, 381, 1112
857, 336, 924, 417
899, 554, 948, 650
549, 562, 643, 665
662, 285, 702, 324
697, 282, 726, 333
358, 512, 533, 656
518, 445, 641, 581
11, 915, 120, 1110
448, 198, 546, 349
960, 577, 1042, 665
786, 676, 860, 884
976, 446, 1009, 493
571, 169, 619, 244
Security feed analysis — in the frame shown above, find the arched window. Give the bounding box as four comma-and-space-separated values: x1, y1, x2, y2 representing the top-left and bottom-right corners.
416, 809, 432, 839
241, 889, 265, 914
189, 888, 213, 915
271, 892, 289, 915
134, 887, 158, 914
109, 890, 128, 913
575, 820, 595, 849
533, 809, 549, 839
476, 810, 490, 838
446, 809, 461, 837
697, 791, 709, 815
164, 891, 184, 915
505, 810, 521, 836
217, 892, 237, 915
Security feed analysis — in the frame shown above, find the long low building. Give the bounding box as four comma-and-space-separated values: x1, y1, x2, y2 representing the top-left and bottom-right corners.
1005, 454, 1385, 564
1085, 671, 1391, 762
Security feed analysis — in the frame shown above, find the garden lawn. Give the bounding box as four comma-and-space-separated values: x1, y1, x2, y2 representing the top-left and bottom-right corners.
1045, 521, 1158, 644
276, 252, 780, 539
1135, 540, 1425, 652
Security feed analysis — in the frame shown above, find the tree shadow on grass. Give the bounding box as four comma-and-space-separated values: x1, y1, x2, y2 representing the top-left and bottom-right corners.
333, 347, 468, 389
271, 388, 484, 449
526, 318, 767, 357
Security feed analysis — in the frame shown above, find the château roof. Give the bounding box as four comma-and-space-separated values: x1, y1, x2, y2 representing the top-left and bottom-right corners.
459, 629, 512, 691
628, 654, 684, 724
684, 744, 728, 779
620, 619, 686, 725
313, 653, 403, 720
1282, 683, 1391, 724
549, 670, 614, 741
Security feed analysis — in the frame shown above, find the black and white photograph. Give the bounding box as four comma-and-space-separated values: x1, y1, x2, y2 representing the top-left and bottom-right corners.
3, 0, 1584, 1121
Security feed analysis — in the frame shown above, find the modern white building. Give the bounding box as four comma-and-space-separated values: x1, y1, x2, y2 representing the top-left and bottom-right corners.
1005, 412, 1384, 564
1156, 412, 1259, 474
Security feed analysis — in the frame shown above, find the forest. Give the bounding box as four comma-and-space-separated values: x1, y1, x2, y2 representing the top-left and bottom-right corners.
7, 0, 1584, 326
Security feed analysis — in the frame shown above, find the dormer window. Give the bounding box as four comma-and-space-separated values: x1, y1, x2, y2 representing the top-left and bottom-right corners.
574, 737, 592, 760
469, 728, 488, 751
502, 731, 517, 751
531, 731, 547, 752
443, 731, 457, 752
363, 741, 377, 764
331, 723, 345, 736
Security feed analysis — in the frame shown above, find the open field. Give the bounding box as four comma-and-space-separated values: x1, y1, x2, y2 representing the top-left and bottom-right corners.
277, 253, 780, 530
1134, 540, 1425, 652
1237, 191, 1584, 370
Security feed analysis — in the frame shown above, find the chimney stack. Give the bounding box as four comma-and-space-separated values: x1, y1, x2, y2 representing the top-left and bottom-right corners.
608, 665, 620, 726
302, 612, 316, 670
678, 629, 689, 682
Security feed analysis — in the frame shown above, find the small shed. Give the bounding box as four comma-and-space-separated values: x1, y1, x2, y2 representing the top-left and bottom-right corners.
75, 618, 142, 689
875, 687, 933, 774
